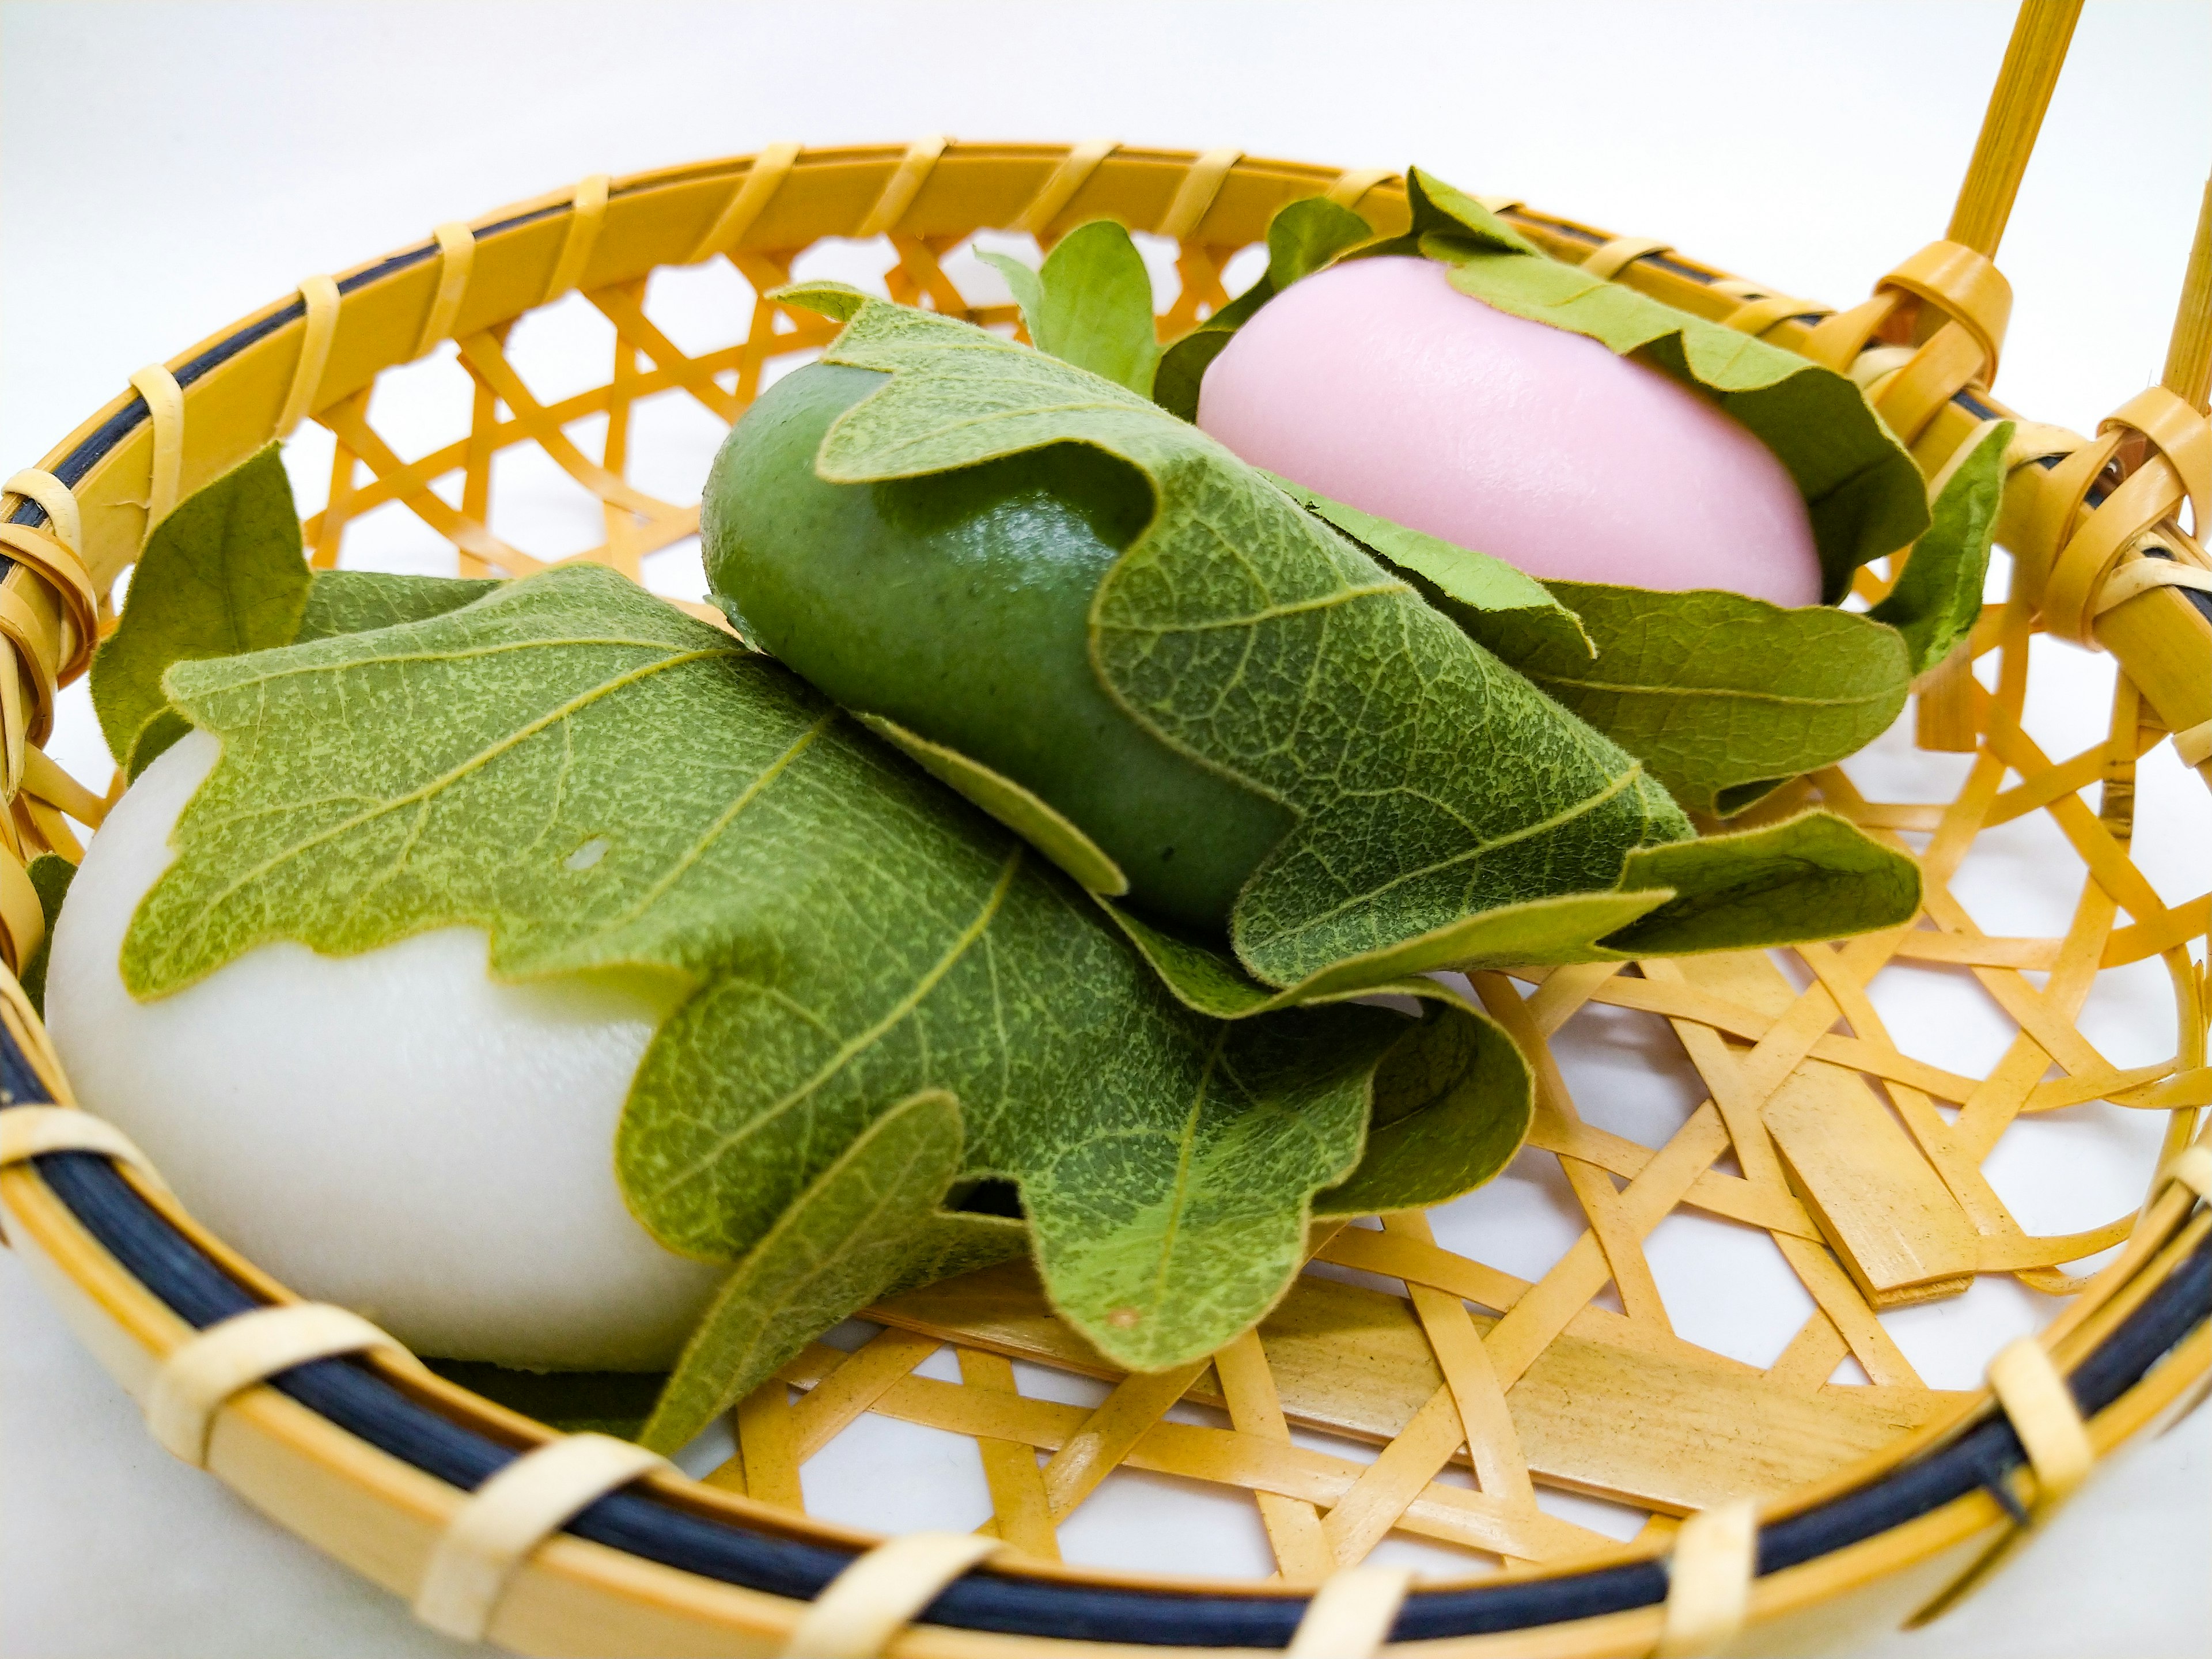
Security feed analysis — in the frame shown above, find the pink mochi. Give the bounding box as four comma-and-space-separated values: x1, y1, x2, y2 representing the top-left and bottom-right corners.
1197, 256, 1824, 607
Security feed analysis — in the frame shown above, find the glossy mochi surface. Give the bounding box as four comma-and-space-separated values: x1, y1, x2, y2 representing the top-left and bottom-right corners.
45, 732, 724, 1371
704, 361, 1291, 931
1198, 256, 1824, 607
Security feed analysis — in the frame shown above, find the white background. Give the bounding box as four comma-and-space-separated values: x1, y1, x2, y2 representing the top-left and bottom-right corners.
3, 3, 2209, 1656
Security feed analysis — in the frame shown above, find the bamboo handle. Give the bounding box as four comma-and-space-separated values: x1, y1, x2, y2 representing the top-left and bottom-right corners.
1946, 0, 2084, 258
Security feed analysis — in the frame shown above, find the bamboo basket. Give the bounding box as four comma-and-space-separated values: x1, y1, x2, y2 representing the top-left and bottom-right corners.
2, 4, 2207, 1654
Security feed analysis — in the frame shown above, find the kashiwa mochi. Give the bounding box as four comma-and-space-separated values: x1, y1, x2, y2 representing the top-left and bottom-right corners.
44, 730, 724, 1372
1197, 256, 1825, 607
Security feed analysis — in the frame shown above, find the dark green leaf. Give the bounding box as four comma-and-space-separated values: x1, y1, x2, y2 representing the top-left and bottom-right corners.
92, 444, 310, 776
1266, 474, 1593, 661
1870, 421, 2012, 675
18, 852, 75, 1017
1472, 581, 1910, 816
422, 1359, 668, 1440
130, 565, 1468, 1372
979, 220, 1160, 396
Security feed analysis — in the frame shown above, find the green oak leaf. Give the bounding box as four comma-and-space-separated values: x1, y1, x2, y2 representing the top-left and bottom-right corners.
1392, 167, 1928, 601
127, 562, 1495, 1372
857, 713, 1129, 895
790, 297, 1922, 994
1153, 196, 1373, 421
641, 1089, 1024, 1452
1471, 581, 1911, 817
1266, 474, 1593, 662
18, 851, 75, 1016
93, 443, 310, 778
979, 220, 1160, 396
1870, 420, 2013, 675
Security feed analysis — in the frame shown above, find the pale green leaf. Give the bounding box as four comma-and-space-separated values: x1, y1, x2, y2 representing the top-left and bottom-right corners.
857, 713, 1128, 895
1266, 474, 1593, 661
1395, 167, 1927, 601
979, 220, 1160, 396
1870, 420, 2012, 675
92, 443, 310, 777
130, 563, 1466, 1371
1472, 581, 1911, 817
640, 1089, 1022, 1452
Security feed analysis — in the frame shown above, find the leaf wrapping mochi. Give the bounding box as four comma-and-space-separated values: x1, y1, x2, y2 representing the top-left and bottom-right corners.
709, 292, 1918, 997
122, 564, 1532, 1378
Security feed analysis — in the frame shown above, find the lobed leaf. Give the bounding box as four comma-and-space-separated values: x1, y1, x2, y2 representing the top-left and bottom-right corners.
1474, 581, 1911, 817
128, 564, 1497, 1372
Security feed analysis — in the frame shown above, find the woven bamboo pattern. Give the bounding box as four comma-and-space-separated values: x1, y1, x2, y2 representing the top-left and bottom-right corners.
0, 9, 2206, 1637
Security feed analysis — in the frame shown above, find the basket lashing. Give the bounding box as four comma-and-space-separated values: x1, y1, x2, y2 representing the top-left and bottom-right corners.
0, 2, 2206, 1649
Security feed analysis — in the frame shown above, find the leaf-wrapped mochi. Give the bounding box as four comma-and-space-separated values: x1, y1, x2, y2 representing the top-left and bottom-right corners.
56, 561, 1527, 1392
1179, 171, 2007, 815
704, 292, 1917, 998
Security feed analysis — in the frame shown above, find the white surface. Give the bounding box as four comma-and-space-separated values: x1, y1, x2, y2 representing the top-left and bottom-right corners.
43, 732, 720, 1372
3, 2, 2209, 1656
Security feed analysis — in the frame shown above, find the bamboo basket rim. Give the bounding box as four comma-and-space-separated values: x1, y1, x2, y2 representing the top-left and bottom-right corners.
3, 52, 2209, 1657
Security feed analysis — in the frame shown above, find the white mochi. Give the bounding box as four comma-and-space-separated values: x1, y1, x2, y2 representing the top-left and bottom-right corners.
45, 730, 725, 1371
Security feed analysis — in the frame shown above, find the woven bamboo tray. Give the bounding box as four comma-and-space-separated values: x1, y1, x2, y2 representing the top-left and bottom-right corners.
3, 5, 2208, 1653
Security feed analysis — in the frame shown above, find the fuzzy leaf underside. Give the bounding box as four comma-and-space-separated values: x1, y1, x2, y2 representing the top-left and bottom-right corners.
1472, 582, 1911, 816
801, 297, 1699, 992
1267, 475, 1594, 662
1386, 169, 1927, 603
1871, 421, 2013, 675
93, 444, 310, 777
857, 713, 1129, 895
127, 563, 1444, 1370
641, 1090, 1024, 1452
979, 221, 1160, 396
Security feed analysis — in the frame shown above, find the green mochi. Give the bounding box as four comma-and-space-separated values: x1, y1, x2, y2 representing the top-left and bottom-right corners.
703, 362, 1292, 931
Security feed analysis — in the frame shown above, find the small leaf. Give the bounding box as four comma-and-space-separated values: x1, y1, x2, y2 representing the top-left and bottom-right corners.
92, 443, 310, 773
1870, 421, 2013, 675
858, 713, 1129, 895
1153, 328, 1233, 423
1475, 581, 1911, 816
18, 852, 75, 1016
1267, 475, 1593, 661
979, 220, 1160, 396
1363, 166, 1544, 259
773, 280, 868, 322
423, 1359, 668, 1440
641, 1089, 1021, 1452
